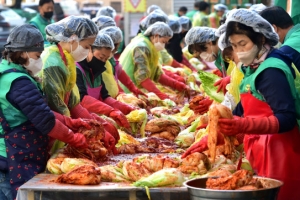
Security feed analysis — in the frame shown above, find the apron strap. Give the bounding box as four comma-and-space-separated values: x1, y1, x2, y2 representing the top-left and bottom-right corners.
57, 43, 68, 66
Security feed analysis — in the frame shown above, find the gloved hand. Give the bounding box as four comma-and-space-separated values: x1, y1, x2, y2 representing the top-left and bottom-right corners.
109, 110, 131, 128
212, 69, 223, 78
181, 132, 224, 158
140, 78, 169, 100
133, 88, 148, 98
102, 131, 118, 154
214, 76, 231, 94
91, 113, 120, 141
48, 119, 88, 149
163, 69, 186, 83
170, 59, 184, 68
182, 56, 197, 72
118, 69, 147, 97
81, 95, 114, 116
218, 115, 279, 136
158, 73, 188, 92
53, 111, 91, 131
103, 97, 135, 115
193, 97, 213, 114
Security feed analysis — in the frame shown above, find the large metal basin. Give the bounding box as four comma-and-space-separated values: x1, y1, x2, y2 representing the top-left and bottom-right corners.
184, 177, 283, 200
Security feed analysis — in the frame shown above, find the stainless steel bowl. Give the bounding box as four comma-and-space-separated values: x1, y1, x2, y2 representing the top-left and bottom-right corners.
183, 177, 283, 200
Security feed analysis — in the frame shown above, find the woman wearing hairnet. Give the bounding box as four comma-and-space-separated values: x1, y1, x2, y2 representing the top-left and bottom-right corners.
208, 4, 228, 28
76, 32, 130, 129
98, 26, 146, 112
120, 22, 189, 100
0, 24, 91, 200
165, 16, 195, 71
96, 6, 117, 19
92, 15, 116, 30
186, 9, 300, 200
41, 16, 118, 154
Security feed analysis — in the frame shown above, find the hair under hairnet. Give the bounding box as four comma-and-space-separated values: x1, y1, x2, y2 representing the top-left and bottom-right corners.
147, 5, 161, 15
144, 21, 173, 37
92, 32, 115, 49
220, 9, 278, 49
46, 16, 98, 43
214, 4, 228, 11
140, 9, 169, 31
178, 16, 191, 31
249, 3, 267, 13
168, 16, 182, 34
185, 27, 217, 46
92, 16, 116, 30
96, 6, 117, 19
99, 26, 123, 44
4, 24, 44, 52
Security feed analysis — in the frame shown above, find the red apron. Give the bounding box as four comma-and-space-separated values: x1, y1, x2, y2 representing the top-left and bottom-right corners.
77, 63, 102, 100
242, 92, 300, 200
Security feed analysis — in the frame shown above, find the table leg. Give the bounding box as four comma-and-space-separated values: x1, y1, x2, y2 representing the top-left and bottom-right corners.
27, 191, 34, 200
129, 190, 136, 200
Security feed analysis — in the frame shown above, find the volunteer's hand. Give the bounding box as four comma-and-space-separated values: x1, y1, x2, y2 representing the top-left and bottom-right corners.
174, 81, 189, 92
194, 98, 213, 114
91, 113, 120, 141
181, 133, 224, 158
214, 76, 231, 94
212, 69, 223, 78
133, 88, 148, 98
69, 133, 89, 149
109, 110, 130, 129
64, 117, 92, 131
102, 131, 118, 154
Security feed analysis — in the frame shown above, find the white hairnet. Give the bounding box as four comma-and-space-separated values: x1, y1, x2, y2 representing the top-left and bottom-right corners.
185, 27, 217, 46
140, 9, 169, 31
144, 21, 173, 37
178, 16, 191, 31
214, 4, 228, 11
168, 16, 182, 34
219, 9, 278, 50
93, 32, 115, 49
99, 26, 123, 44
46, 16, 98, 43
92, 16, 116, 30
96, 6, 117, 19
147, 5, 161, 15
249, 3, 267, 13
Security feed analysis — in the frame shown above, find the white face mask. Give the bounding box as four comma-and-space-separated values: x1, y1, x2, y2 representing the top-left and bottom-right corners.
154, 37, 165, 51
200, 46, 217, 62
236, 45, 259, 66
70, 41, 89, 62
24, 52, 43, 76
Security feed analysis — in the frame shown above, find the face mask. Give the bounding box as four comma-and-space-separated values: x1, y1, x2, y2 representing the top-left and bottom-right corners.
236, 45, 259, 66
43, 11, 53, 19
200, 46, 217, 62
24, 52, 43, 76
154, 37, 165, 51
89, 56, 106, 73
70, 41, 89, 62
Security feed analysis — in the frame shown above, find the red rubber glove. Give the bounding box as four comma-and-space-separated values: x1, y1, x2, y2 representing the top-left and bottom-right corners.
103, 97, 135, 115
158, 73, 188, 92
118, 69, 147, 97
163, 69, 186, 83
109, 110, 130, 128
212, 69, 223, 78
218, 115, 279, 136
170, 59, 184, 68
182, 56, 197, 72
140, 78, 169, 100
53, 111, 92, 131
91, 113, 120, 141
102, 131, 118, 155
70, 103, 93, 119
81, 95, 114, 116
193, 97, 213, 114
181, 132, 224, 158
214, 76, 231, 94
48, 119, 88, 149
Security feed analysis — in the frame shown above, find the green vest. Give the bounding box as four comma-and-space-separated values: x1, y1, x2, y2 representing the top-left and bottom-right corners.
0, 59, 41, 157
239, 57, 300, 119
29, 14, 54, 43
76, 64, 102, 88
214, 50, 226, 74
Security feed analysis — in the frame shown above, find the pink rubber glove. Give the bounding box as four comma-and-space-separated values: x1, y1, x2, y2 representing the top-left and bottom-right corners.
102, 131, 118, 154
91, 113, 120, 141
193, 98, 213, 114
53, 111, 92, 131
158, 73, 188, 92
118, 69, 147, 97
103, 97, 135, 115
182, 56, 197, 72
163, 69, 186, 83
214, 76, 231, 94
140, 78, 169, 100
